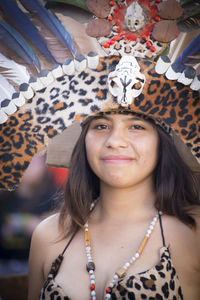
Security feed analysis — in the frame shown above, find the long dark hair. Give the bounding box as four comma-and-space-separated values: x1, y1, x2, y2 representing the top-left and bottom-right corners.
59, 116, 200, 237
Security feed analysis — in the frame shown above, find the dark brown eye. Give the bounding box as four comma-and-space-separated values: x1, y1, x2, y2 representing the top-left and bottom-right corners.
132, 82, 141, 90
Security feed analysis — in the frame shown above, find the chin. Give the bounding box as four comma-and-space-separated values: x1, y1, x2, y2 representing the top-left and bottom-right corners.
101, 173, 154, 189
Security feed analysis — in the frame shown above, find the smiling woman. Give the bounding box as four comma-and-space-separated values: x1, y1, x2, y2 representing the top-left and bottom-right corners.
28, 108, 200, 300
85, 114, 159, 189
0, 0, 199, 299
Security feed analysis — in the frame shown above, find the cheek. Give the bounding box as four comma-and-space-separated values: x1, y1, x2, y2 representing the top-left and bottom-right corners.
146, 138, 159, 167
136, 135, 159, 166
85, 131, 94, 152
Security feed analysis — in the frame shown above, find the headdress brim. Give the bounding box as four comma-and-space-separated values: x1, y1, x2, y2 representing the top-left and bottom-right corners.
0, 1, 199, 191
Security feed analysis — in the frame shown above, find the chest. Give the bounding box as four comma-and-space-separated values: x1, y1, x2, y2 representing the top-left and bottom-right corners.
49, 226, 164, 300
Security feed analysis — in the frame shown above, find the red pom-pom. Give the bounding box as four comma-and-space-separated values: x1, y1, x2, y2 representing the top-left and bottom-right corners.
106, 286, 111, 294
146, 40, 152, 48
155, 16, 161, 22
109, 39, 115, 45
90, 284, 95, 291
109, 1, 115, 6
150, 46, 156, 52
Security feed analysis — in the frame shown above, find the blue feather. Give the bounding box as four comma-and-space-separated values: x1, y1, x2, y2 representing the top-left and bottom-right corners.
19, 0, 77, 56
0, 0, 57, 64
0, 20, 40, 70
174, 34, 200, 65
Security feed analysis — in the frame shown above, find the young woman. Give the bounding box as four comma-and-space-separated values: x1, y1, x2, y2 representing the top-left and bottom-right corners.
28, 111, 200, 300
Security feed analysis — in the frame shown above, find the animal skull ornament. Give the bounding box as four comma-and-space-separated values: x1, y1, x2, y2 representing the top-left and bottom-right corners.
108, 56, 146, 107
125, 1, 145, 32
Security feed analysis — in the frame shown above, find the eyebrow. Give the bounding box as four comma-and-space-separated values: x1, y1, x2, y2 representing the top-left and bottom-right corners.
92, 115, 143, 122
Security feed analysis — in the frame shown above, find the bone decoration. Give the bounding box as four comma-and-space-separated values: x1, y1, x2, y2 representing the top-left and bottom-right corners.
190, 73, 200, 91
29, 77, 45, 91
155, 56, 171, 74
12, 92, 26, 107
74, 55, 87, 72
1, 99, 17, 115
0, 53, 100, 124
108, 56, 146, 107
124, 1, 145, 32
19, 83, 34, 99
87, 52, 100, 69
62, 59, 75, 75
178, 66, 196, 85
155, 56, 200, 91
52, 64, 64, 79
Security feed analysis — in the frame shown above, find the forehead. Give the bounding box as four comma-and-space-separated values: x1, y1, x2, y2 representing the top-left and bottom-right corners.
90, 111, 155, 124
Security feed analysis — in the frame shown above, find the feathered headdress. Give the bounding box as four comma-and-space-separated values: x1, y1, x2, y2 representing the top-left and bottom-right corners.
0, 0, 199, 191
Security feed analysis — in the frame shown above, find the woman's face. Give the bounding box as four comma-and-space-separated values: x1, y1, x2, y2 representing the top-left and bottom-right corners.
85, 114, 159, 189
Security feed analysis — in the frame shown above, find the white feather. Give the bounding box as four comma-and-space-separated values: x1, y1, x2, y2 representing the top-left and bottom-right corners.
0, 53, 30, 85
0, 74, 16, 103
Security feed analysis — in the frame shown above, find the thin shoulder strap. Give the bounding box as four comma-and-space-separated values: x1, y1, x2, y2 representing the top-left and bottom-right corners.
61, 229, 79, 256
158, 212, 166, 247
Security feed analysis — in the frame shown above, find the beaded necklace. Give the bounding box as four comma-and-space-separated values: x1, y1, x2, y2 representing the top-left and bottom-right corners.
84, 211, 161, 300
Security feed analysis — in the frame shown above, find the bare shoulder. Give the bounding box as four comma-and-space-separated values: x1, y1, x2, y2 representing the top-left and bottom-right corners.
28, 213, 64, 300
29, 213, 61, 270
162, 209, 200, 299
32, 213, 60, 244
163, 208, 200, 253
162, 209, 200, 275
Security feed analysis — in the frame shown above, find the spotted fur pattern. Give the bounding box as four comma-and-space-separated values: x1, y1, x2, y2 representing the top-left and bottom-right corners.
39, 247, 183, 299
0, 56, 199, 190
98, 32, 165, 59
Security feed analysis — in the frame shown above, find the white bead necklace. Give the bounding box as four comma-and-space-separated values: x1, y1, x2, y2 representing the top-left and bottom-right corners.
84, 211, 161, 300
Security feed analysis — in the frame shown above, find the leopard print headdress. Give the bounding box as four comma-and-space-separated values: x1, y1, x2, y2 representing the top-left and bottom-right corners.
0, 0, 199, 190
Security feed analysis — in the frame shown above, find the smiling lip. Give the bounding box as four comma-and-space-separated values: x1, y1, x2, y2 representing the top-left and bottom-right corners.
102, 155, 133, 164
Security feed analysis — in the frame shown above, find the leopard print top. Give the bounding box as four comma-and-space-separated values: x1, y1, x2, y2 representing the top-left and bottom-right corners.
40, 216, 183, 300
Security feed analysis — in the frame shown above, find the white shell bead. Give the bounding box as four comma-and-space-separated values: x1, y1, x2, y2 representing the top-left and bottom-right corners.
0, 109, 8, 124
84, 212, 159, 300
124, 262, 130, 268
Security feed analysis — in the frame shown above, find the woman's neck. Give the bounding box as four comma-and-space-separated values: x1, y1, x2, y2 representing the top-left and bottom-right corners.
94, 179, 157, 224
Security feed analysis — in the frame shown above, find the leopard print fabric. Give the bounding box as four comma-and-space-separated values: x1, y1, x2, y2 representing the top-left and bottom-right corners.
0, 56, 199, 191
39, 247, 183, 300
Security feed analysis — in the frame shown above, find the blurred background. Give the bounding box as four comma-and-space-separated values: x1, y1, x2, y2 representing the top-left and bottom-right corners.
0, 153, 68, 276
0, 0, 92, 280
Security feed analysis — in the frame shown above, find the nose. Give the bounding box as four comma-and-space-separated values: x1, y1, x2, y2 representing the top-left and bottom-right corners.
105, 127, 128, 149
